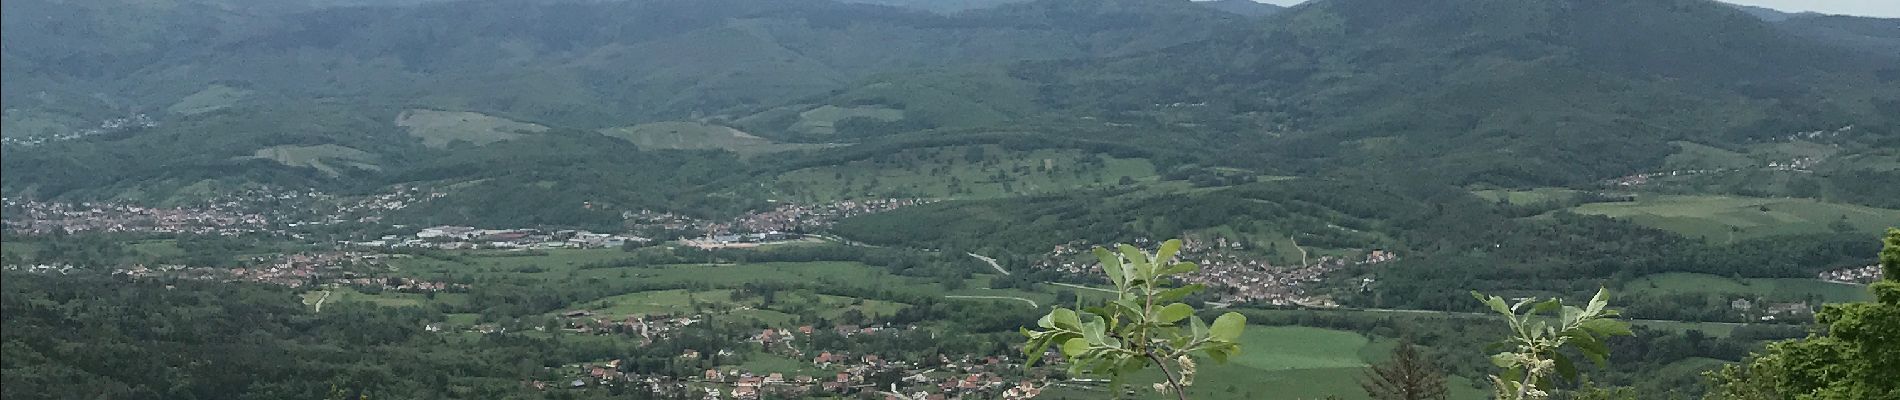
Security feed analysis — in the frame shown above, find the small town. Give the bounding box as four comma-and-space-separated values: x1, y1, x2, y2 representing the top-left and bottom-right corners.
1033, 234, 1397, 306
0, 113, 158, 147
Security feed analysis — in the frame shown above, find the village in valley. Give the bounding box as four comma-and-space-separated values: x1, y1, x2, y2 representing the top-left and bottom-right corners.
1033, 235, 1398, 307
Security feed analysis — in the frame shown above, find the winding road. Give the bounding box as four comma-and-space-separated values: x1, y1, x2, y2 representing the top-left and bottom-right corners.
967, 252, 1009, 275
945, 295, 1037, 308
310, 290, 333, 313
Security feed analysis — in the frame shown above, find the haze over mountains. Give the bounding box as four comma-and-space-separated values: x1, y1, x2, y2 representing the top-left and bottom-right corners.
6, 1, 1900, 399
2, 0, 1896, 217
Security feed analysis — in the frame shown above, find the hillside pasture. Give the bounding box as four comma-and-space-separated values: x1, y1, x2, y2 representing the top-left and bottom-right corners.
395, 109, 549, 148
238, 144, 381, 176
1564, 194, 1900, 242
768, 145, 1157, 202
576, 288, 907, 323
166, 84, 252, 116
1035, 325, 1488, 400
597, 121, 838, 154
1621, 272, 1872, 303
789, 105, 904, 135
1471, 187, 1583, 205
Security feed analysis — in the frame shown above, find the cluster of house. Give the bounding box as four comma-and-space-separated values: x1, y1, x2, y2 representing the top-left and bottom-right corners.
1035, 235, 1396, 305
351, 225, 649, 249
0, 113, 157, 147
1818, 264, 1884, 284
106, 251, 452, 291
2, 197, 273, 236
329, 185, 448, 224
1765, 157, 1819, 172
1727, 298, 1816, 322
719, 198, 935, 234
1604, 168, 1723, 188
630, 198, 933, 246
1, 263, 81, 274
693, 352, 1031, 400
552, 310, 702, 345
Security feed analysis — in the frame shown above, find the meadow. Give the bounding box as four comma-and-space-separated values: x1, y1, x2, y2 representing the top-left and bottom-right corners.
1565, 194, 1900, 242
1034, 326, 1490, 400
767, 145, 1157, 202
395, 108, 549, 148
596, 121, 837, 154
1621, 272, 1872, 303
1471, 187, 1583, 205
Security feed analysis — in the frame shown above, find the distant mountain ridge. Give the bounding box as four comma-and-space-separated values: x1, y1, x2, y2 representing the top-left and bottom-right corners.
3, 0, 1896, 216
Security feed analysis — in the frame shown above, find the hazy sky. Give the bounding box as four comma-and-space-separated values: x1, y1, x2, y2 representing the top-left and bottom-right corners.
1249, 0, 1900, 18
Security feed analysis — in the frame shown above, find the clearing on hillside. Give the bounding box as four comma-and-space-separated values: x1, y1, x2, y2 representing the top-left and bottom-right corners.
1471, 187, 1584, 205
597, 121, 836, 154
789, 105, 904, 135
1621, 272, 1873, 303
166, 84, 252, 116
1565, 194, 1900, 242
237, 144, 380, 176
768, 145, 1157, 202
395, 109, 548, 148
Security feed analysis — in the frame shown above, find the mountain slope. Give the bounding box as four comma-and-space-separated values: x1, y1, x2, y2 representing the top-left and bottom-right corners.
2, 0, 1248, 132
978, 0, 1900, 185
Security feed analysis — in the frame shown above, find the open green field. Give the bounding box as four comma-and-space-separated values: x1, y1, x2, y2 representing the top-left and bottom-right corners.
597, 121, 837, 154
166, 84, 252, 115
389, 249, 1094, 309
395, 108, 548, 148
1565, 194, 1900, 242
1036, 325, 1489, 400
1621, 272, 1872, 303
1, 108, 87, 139
768, 145, 1157, 202
305, 286, 469, 309
1662, 140, 1843, 171
1, 241, 37, 260
573, 288, 906, 323
789, 105, 904, 135
1472, 187, 1583, 205
240, 144, 380, 176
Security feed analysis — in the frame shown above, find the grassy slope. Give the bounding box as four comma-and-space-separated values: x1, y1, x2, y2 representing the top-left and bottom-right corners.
1621, 272, 1872, 303
1565, 194, 1900, 242
767, 145, 1157, 202
1037, 326, 1489, 400
596, 121, 836, 154
395, 109, 549, 148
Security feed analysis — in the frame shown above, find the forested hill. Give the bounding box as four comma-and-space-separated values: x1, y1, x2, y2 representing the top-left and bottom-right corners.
961, 0, 1900, 186
0, 0, 1245, 129
4, 0, 1898, 221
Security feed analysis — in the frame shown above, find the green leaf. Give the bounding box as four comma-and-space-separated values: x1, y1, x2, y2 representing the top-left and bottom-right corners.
1587, 287, 1611, 316
1163, 262, 1199, 276
1561, 305, 1583, 327
1118, 244, 1151, 281
1210, 312, 1246, 341
1190, 315, 1210, 340
1570, 334, 1611, 366
1490, 352, 1516, 368
1156, 284, 1204, 302
1580, 318, 1632, 337
1157, 303, 1194, 324
1531, 299, 1562, 316
1207, 347, 1230, 364
1552, 352, 1578, 382
1060, 337, 1091, 357
1094, 248, 1125, 289
1037, 312, 1055, 329
1474, 291, 1512, 316
1081, 319, 1107, 344
1157, 239, 1182, 264
1052, 308, 1081, 331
